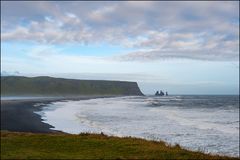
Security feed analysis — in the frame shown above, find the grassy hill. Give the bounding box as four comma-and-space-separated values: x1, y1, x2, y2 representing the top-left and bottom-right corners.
1, 131, 236, 159
1, 76, 143, 96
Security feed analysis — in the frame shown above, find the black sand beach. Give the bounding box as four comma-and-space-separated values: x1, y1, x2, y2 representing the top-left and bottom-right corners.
1, 96, 113, 133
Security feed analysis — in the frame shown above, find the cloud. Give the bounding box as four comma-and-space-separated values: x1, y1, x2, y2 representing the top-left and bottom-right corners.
26, 45, 108, 64
116, 48, 238, 62
1, 70, 21, 76
1, 1, 239, 61
88, 5, 116, 23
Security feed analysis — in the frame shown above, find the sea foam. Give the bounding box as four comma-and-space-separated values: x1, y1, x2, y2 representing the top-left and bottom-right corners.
36, 96, 239, 157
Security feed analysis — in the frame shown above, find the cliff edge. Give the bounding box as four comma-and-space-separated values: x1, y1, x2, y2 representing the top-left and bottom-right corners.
1, 76, 144, 96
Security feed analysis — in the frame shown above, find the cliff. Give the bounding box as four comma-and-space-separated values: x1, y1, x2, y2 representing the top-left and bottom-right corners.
1, 76, 143, 96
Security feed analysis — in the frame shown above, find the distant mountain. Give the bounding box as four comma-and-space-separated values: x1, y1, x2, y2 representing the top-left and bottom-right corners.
1, 71, 20, 77
1, 76, 143, 96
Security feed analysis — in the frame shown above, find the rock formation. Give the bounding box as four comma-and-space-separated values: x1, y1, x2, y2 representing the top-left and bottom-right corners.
155, 90, 168, 96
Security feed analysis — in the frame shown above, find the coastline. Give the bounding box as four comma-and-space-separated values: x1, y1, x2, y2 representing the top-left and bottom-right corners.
1, 96, 239, 159
1, 96, 116, 133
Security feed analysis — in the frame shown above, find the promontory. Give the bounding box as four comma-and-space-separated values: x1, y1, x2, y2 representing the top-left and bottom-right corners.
1, 76, 143, 97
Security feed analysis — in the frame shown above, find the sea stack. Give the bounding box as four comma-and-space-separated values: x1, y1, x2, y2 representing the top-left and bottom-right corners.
155, 90, 168, 96
155, 90, 165, 96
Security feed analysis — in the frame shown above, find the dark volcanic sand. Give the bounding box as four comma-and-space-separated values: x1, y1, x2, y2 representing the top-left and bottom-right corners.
1, 100, 55, 133
1, 96, 113, 133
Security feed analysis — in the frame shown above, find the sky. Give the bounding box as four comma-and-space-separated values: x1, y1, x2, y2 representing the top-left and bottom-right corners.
1, 1, 239, 95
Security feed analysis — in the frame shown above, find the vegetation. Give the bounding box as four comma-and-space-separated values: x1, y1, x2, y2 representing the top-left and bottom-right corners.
1, 76, 143, 96
1, 131, 237, 159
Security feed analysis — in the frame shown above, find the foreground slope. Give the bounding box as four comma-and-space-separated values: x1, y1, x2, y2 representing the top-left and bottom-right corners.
1, 131, 237, 159
1, 76, 143, 96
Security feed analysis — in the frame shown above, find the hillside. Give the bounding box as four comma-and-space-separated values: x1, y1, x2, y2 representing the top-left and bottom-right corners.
1, 76, 143, 96
1, 131, 236, 159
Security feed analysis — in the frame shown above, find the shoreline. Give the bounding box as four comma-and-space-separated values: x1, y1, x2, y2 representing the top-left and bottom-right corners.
1, 96, 238, 158
1, 96, 116, 133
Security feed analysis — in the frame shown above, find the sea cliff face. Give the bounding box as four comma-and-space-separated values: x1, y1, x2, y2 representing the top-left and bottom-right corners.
1, 76, 143, 96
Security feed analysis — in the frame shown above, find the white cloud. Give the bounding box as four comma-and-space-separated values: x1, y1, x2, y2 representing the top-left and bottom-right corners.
116, 48, 238, 62
88, 5, 116, 22
1, 1, 239, 61
26, 45, 108, 65
66, 12, 77, 18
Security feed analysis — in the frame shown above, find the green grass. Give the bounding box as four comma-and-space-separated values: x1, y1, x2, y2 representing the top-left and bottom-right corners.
1, 131, 238, 159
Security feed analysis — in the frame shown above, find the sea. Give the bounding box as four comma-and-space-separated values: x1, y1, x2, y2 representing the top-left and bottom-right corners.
35, 95, 239, 157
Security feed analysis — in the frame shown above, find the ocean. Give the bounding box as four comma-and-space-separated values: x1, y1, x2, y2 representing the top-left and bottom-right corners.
36, 95, 239, 157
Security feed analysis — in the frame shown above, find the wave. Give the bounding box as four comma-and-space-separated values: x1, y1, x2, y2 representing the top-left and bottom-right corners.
159, 109, 239, 134
36, 96, 239, 157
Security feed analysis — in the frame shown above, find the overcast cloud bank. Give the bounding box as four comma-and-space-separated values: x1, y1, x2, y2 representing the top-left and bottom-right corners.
1, 1, 239, 61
